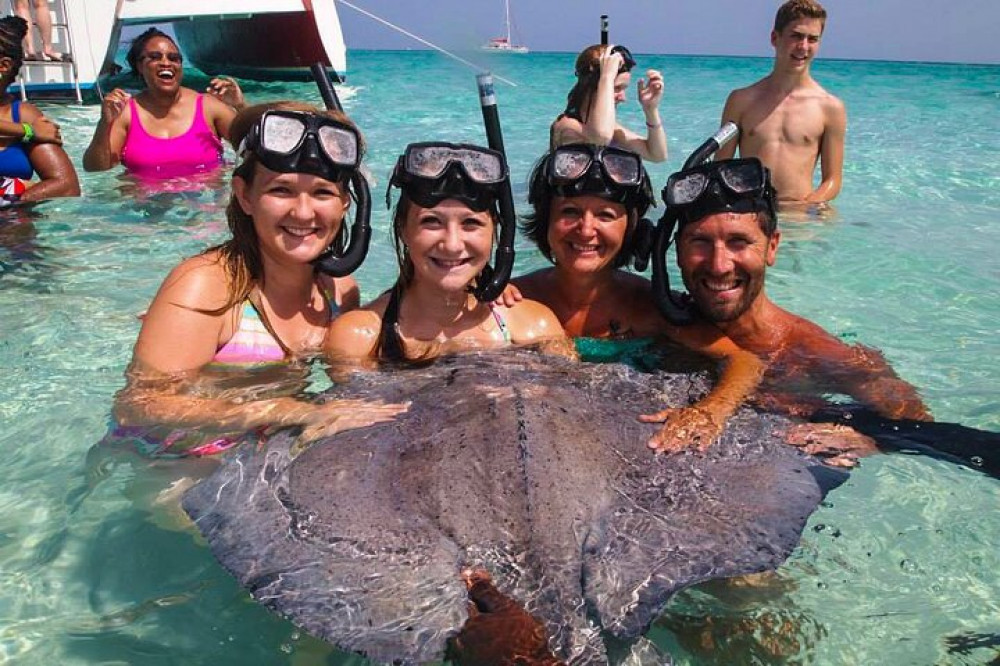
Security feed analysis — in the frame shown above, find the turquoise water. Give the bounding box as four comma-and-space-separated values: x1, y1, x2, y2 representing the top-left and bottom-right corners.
0, 50, 998, 664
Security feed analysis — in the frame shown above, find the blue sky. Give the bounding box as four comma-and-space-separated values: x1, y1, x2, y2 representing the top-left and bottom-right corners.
335, 0, 1000, 64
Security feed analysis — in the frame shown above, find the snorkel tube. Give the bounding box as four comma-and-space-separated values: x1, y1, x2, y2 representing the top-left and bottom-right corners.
473, 73, 517, 302
650, 122, 740, 324
309, 62, 374, 278
600, 14, 609, 45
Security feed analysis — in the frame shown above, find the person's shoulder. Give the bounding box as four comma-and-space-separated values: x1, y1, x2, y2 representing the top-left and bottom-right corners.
511, 268, 556, 301
200, 89, 236, 115
503, 298, 564, 339
157, 251, 231, 310
325, 301, 384, 359
17, 101, 44, 122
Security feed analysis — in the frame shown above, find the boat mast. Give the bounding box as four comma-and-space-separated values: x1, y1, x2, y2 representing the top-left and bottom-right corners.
505, 0, 512, 43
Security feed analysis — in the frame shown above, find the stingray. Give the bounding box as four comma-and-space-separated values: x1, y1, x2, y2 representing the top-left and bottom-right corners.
183, 349, 848, 664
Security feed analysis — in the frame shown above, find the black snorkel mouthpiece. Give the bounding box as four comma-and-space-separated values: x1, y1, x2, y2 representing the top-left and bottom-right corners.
651, 123, 742, 325
308, 63, 373, 278
474, 72, 517, 303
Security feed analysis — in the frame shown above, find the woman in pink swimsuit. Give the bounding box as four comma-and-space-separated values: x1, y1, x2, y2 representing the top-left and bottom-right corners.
113, 101, 406, 456
83, 28, 244, 179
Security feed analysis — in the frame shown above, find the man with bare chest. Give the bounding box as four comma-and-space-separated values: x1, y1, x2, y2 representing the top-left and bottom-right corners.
716, 0, 846, 203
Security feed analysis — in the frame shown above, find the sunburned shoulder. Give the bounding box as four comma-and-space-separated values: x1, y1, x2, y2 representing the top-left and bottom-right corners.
324, 305, 384, 360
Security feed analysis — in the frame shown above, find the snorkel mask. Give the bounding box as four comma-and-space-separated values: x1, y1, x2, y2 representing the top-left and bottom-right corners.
236, 109, 373, 277
650, 154, 778, 324
531, 143, 657, 269
386, 142, 516, 301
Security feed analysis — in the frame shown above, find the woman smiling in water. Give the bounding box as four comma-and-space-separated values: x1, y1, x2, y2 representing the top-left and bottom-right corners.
114, 102, 404, 454
325, 142, 568, 363
513, 144, 763, 452
83, 27, 244, 179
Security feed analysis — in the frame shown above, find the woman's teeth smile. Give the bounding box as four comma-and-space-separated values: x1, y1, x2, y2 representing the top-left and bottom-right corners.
281, 225, 319, 238
431, 257, 470, 269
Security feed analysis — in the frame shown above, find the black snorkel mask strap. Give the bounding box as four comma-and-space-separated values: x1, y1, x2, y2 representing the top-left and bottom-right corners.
473, 73, 516, 303
307, 65, 373, 277
650, 122, 740, 325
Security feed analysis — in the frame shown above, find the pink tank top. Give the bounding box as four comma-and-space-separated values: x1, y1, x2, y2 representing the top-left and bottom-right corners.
121, 94, 224, 179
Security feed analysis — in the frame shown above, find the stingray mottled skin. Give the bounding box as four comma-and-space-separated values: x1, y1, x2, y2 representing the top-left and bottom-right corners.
184, 350, 845, 664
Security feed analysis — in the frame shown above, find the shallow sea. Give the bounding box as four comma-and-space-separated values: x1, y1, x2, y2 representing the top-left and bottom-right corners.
0, 50, 998, 664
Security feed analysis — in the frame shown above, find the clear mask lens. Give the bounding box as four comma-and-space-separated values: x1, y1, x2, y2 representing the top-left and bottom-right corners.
407, 146, 503, 182
318, 125, 358, 166
670, 172, 708, 204
719, 162, 763, 193
603, 152, 641, 185
552, 149, 593, 180
261, 114, 307, 154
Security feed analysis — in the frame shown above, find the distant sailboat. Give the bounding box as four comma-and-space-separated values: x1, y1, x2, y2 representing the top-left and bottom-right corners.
482, 0, 529, 53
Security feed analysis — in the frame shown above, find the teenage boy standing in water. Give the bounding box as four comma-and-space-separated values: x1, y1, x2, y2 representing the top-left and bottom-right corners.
716, 0, 846, 203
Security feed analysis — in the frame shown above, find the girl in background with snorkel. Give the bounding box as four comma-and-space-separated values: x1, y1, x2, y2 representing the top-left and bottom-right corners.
550, 44, 667, 163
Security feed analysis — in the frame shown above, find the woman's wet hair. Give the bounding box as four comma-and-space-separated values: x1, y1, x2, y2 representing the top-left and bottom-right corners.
561, 44, 606, 122
522, 154, 642, 269
0, 16, 28, 80
125, 27, 179, 77
205, 100, 365, 314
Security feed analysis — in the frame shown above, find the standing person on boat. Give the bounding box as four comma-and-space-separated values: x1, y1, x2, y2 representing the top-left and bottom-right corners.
511, 144, 763, 453
715, 0, 846, 203
12, 0, 59, 61
83, 27, 246, 179
550, 44, 666, 163
325, 141, 569, 364
113, 102, 405, 455
0, 16, 78, 203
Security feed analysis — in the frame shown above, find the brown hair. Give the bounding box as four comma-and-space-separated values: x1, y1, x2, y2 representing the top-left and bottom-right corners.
562, 44, 608, 122
774, 0, 827, 34
206, 100, 365, 314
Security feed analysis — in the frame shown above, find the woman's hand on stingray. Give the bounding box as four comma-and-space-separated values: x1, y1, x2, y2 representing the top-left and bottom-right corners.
640, 406, 724, 454
785, 423, 880, 468
297, 398, 409, 442
493, 282, 523, 309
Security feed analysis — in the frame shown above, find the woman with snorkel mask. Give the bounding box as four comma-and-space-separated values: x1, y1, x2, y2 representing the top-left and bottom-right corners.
112, 102, 405, 455
325, 142, 570, 364
551, 44, 667, 163
512, 143, 764, 453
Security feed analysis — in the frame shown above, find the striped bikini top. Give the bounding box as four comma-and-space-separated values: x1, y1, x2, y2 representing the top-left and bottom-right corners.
210, 280, 340, 367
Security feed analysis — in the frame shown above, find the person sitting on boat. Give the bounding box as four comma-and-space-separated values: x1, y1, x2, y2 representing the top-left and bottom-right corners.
0, 16, 79, 204
510, 144, 762, 453
325, 141, 570, 365
112, 101, 405, 456
550, 44, 666, 163
83, 27, 246, 179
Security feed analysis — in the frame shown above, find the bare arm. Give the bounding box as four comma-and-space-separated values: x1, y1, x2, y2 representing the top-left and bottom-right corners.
715, 90, 744, 160
833, 344, 931, 421
806, 98, 846, 202
202, 90, 239, 145
641, 323, 764, 452
119, 260, 403, 438
22, 143, 80, 200
83, 89, 130, 172
0, 117, 61, 144
611, 69, 667, 162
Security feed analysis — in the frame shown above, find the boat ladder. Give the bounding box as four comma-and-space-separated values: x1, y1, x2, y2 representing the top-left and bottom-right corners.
6, 0, 82, 103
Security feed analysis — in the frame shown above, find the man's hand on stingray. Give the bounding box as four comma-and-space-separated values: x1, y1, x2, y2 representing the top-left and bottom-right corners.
785, 423, 880, 468
640, 406, 724, 454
